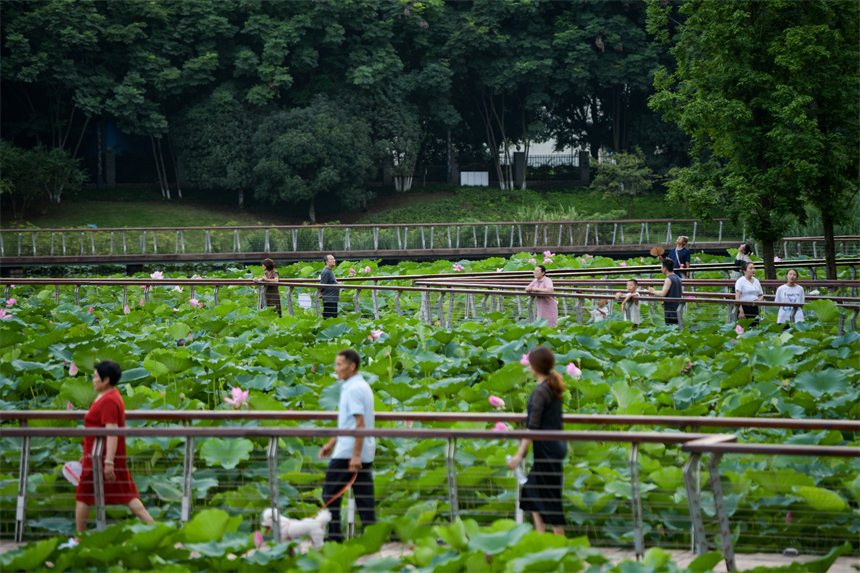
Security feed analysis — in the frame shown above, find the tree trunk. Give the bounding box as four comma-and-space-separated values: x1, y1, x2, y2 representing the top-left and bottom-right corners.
761, 239, 776, 282
821, 209, 837, 280
308, 196, 316, 224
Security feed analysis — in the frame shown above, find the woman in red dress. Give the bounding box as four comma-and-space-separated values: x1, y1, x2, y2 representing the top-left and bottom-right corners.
75, 360, 153, 536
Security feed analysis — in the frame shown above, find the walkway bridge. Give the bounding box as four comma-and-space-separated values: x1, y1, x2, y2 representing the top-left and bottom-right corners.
2, 410, 858, 571
3, 219, 856, 269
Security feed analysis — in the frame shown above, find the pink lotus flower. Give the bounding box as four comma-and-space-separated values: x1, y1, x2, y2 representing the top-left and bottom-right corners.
224, 386, 249, 409
543, 250, 555, 258
139, 298, 145, 306
488, 395, 505, 408
566, 362, 581, 378
87, 306, 94, 313
619, 262, 627, 267
640, 257, 645, 263
150, 271, 164, 280
543, 258, 553, 265
123, 304, 130, 314
173, 308, 179, 312
774, 256, 781, 262
364, 266, 371, 273
452, 263, 465, 272
580, 258, 587, 264
189, 298, 200, 308
254, 530, 264, 548
735, 324, 744, 335
496, 268, 503, 272
5, 298, 16, 308
492, 422, 509, 432
785, 511, 791, 524
140, 285, 148, 291
528, 258, 536, 264
695, 256, 702, 262
519, 353, 530, 366
172, 286, 183, 292
370, 329, 384, 340
0, 309, 8, 320
349, 268, 356, 275
69, 362, 78, 376
66, 401, 73, 410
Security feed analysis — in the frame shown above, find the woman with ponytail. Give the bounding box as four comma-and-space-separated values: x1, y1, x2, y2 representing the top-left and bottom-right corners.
507, 346, 567, 535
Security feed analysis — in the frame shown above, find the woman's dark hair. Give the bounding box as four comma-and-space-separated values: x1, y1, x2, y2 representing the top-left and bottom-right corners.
740, 243, 753, 255
337, 349, 361, 370
262, 258, 275, 271
528, 346, 565, 400
535, 264, 547, 275
95, 360, 122, 386
742, 261, 754, 272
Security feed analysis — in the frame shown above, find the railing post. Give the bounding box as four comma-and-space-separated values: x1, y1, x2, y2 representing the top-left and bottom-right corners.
313, 290, 321, 317
205, 230, 212, 253
518, 224, 522, 247
533, 224, 538, 248
32, 231, 37, 256
446, 438, 459, 521
180, 230, 185, 253
292, 229, 298, 252
122, 286, 128, 310
484, 225, 488, 248
14, 421, 30, 543
447, 291, 455, 327
343, 228, 349, 251
54, 285, 60, 304
683, 453, 707, 555
812, 241, 817, 258
666, 222, 672, 244
718, 221, 723, 243
265, 229, 271, 252
214, 286, 220, 306
394, 290, 402, 316
575, 297, 584, 324
405, 227, 410, 249
630, 443, 644, 559
181, 421, 194, 523
510, 225, 515, 248
372, 281, 380, 320
141, 230, 146, 254
353, 289, 361, 315
612, 224, 617, 246
75, 285, 81, 306
93, 436, 106, 531
373, 227, 379, 251
152, 231, 157, 254
447, 227, 452, 248
421, 227, 426, 249
708, 454, 736, 571
645, 222, 650, 243
472, 225, 477, 248
175, 231, 180, 254
396, 228, 402, 250
0, 232, 4, 256
81, 231, 85, 255
267, 437, 281, 543
121, 231, 125, 254
594, 224, 599, 246
456, 226, 460, 248
584, 224, 590, 247
286, 287, 295, 316
691, 221, 697, 246
17, 232, 22, 256
678, 302, 686, 331
234, 229, 240, 253
496, 225, 501, 248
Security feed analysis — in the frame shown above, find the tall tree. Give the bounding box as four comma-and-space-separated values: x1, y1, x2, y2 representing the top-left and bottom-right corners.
647, 0, 858, 279
252, 97, 374, 223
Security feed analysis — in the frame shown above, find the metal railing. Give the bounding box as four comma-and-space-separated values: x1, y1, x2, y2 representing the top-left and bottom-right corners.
2, 410, 857, 571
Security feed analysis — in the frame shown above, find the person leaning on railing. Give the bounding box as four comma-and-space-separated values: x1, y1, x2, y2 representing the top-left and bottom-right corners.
775, 269, 805, 325
735, 261, 764, 327
254, 258, 282, 317
318, 254, 339, 319
647, 258, 683, 325
525, 264, 558, 328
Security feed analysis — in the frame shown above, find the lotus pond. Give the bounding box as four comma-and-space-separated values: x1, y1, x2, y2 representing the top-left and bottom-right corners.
1, 252, 858, 571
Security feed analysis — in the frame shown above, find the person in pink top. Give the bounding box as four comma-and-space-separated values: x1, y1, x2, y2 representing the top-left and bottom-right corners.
525, 265, 558, 328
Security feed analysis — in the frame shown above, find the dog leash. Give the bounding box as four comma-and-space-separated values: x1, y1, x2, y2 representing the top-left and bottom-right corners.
321, 472, 358, 508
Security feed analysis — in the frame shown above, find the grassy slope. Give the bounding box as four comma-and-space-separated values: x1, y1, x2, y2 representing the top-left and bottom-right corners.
2, 185, 682, 229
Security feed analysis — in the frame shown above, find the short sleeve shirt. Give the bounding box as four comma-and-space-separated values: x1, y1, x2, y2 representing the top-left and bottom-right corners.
331, 374, 376, 462
734, 277, 763, 302
775, 284, 805, 323
320, 267, 339, 302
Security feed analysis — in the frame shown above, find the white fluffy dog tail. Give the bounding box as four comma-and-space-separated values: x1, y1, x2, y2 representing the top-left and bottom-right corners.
316, 509, 332, 524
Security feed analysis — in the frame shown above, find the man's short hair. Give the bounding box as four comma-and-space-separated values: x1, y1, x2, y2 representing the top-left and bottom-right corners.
337, 349, 361, 370
662, 259, 675, 272
628, 278, 639, 286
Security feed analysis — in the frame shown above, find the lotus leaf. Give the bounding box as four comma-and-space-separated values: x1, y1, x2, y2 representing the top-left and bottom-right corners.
792, 485, 848, 512
199, 437, 254, 469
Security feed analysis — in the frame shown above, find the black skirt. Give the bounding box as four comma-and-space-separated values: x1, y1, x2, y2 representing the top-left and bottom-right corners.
520, 440, 566, 526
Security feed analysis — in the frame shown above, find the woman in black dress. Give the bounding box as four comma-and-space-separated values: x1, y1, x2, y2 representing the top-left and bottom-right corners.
507, 345, 566, 534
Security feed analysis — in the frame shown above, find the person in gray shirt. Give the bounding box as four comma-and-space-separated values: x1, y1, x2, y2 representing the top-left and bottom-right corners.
318, 254, 339, 319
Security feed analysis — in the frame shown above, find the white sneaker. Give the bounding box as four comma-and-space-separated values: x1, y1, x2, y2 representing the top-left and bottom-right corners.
58, 537, 79, 550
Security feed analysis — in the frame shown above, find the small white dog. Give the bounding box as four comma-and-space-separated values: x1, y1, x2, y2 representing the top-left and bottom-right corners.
260, 508, 331, 549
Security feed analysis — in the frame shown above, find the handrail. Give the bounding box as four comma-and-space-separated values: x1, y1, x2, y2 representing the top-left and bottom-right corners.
0, 218, 738, 233
3, 410, 858, 431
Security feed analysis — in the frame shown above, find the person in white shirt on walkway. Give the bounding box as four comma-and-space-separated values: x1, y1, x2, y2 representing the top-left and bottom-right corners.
319, 349, 375, 542
734, 261, 764, 326
775, 269, 805, 324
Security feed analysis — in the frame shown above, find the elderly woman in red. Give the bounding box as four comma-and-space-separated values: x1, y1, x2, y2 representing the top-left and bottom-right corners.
71, 360, 153, 543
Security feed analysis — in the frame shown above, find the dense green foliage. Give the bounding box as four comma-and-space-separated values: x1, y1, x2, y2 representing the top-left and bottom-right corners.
647, 0, 860, 279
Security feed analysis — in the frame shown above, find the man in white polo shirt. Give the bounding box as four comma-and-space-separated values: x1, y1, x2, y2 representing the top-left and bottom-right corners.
318, 349, 376, 542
